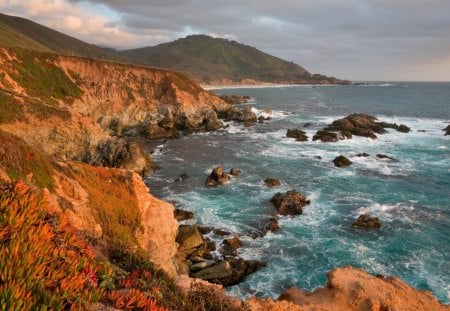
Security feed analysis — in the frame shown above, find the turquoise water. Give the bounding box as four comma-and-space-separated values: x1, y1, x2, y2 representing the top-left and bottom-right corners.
146, 83, 450, 303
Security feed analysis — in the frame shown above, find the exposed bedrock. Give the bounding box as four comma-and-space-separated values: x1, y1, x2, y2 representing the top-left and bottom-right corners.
271, 190, 311, 216
313, 114, 411, 142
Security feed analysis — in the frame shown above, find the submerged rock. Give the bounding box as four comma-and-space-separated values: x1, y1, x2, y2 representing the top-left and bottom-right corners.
355, 152, 369, 157
205, 165, 231, 186
271, 190, 310, 216
229, 168, 241, 176
398, 124, 411, 133
312, 130, 340, 142
223, 236, 242, 250
352, 214, 381, 228
264, 178, 281, 187
286, 128, 308, 141
174, 173, 189, 182
376, 154, 397, 161
333, 155, 352, 167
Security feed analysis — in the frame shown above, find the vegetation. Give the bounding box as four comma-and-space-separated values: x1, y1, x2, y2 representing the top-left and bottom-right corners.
120, 35, 345, 84
0, 20, 50, 52
0, 182, 103, 310
0, 130, 54, 190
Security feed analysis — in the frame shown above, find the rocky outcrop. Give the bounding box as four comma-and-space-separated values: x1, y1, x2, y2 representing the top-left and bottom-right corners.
271, 190, 310, 216
352, 214, 381, 228
174, 208, 194, 221
443, 124, 450, 136
286, 128, 308, 141
219, 95, 250, 105
252, 266, 450, 311
333, 155, 352, 167
313, 114, 411, 142
205, 166, 231, 186
264, 178, 281, 187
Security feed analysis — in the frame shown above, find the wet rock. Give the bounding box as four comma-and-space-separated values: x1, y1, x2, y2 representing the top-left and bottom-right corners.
352, 214, 381, 228
176, 225, 204, 253
265, 217, 280, 233
198, 226, 213, 234
376, 154, 397, 161
286, 128, 308, 141
314, 156, 322, 160
213, 229, 230, 236
355, 153, 369, 157
312, 130, 339, 142
443, 125, 450, 136
192, 258, 265, 286
220, 244, 237, 257
417, 130, 426, 132
229, 168, 241, 176
205, 165, 231, 186
398, 124, 411, 133
190, 261, 209, 272
174, 208, 194, 221
250, 217, 281, 239
333, 155, 352, 167
264, 178, 281, 187
223, 236, 242, 250
174, 173, 189, 182
204, 237, 216, 251
271, 190, 310, 216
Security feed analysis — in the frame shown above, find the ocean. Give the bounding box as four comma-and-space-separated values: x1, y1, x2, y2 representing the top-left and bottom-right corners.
146, 82, 450, 303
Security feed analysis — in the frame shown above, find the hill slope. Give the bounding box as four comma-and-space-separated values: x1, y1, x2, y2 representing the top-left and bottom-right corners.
0, 13, 121, 60
120, 35, 347, 85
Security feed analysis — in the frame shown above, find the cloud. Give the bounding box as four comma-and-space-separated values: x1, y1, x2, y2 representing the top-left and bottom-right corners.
1, 0, 450, 80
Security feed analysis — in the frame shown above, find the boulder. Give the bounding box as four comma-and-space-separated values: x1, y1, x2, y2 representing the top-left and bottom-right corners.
198, 226, 213, 234
264, 178, 281, 187
192, 258, 265, 286
333, 156, 352, 167
376, 154, 397, 161
398, 124, 411, 133
174, 173, 189, 182
271, 190, 310, 216
229, 168, 241, 176
286, 128, 308, 142
174, 208, 194, 221
237, 107, 257, 124
220, 244, 237, 257
352, 214, 381, 228
205, 166, 231, 186
265, 217, 280, 233
443, 124, 450, 136
355, 153, 369, 157
176, 225, 204, 253
204, 237, 216, 251
213, 228, 230, 236
250, 217, 280, 239
223, 236, 242, 250
312, 130, 339, 142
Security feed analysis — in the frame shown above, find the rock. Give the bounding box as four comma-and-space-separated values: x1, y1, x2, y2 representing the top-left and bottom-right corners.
286, 128, 308, 141
190, 261, 210, 272
223, 236, 242, 250
250, 217, 281, 239
418, 130, 426, 132
376, 154, 396, 161
174, 173, 189, 182
192, 258, 265, 286
398, 124, 411, 133
198, 226, 213, 234
213, 229, 230, 236
271, 190, 310, 216
204, 237, 216, 251
205, 165, 231, 186
352, 214, 381, 228
355, 153, 369, 157
237, 107, 257, 124
265, 217, 280, 233
312, 130, 339, 142
220, 244, 237, 256
189, 256, 205, 263
219, 95, 250, 105
333, 155, 352, 167
443, 124, 450, 136
176, 225, 204, 253
174, 208, 194, 221
264, 178, 281, 187
229, 168, 241, 176
314, 156, 322, 160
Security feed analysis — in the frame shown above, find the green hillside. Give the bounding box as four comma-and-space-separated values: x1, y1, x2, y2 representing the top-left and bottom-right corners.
0, 13, 122, 60
119, 35, 346, 84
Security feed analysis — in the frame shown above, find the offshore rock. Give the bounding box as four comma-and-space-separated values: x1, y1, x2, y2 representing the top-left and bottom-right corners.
229, 168, 241, 176
443, 124, 450, 136
286, 128, 308, 141
333, 155, 352, 167
352, 214, 381, 228
271, 190, 310, 216
174, 208, 194, 221
205, 165, 231, 186
264, 178, 281, 187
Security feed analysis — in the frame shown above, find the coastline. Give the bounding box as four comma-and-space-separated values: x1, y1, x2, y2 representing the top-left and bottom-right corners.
201, 83, 342, 90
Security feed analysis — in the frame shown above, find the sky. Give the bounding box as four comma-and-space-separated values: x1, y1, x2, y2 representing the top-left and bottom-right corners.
1, 0, 450, 81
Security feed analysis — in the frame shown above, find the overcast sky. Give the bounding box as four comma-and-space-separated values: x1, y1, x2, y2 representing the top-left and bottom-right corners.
2, 0, 450, 81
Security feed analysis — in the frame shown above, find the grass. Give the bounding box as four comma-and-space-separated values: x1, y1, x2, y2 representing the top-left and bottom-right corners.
0, 130, 54, 190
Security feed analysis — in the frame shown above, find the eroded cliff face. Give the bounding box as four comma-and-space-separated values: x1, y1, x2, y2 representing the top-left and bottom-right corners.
248, 266, 449, 311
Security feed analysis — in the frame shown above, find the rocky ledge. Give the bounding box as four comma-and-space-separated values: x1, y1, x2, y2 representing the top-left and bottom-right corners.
313, 113, 411, 142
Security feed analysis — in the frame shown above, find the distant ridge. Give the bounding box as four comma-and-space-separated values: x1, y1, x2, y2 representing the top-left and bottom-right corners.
0, 12, 122, 60
119, 35, 348, 85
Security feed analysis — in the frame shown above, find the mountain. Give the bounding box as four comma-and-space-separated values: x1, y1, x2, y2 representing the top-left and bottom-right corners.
0, 13, 121, 60
119, 35, 348, 85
